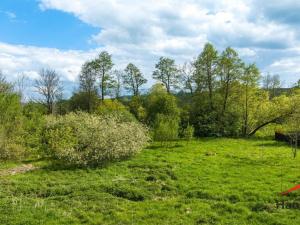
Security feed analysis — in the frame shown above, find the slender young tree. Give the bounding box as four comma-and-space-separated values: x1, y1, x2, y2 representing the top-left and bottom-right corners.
262, 73, 272, 90
35, 69, 62, 114
218, 47, 242, 117
123, 63, 147, 96
263, 73, 281, 98
0, 71, 13, 93
112, 69, 123, 99
91, 51, 114, 101
79, 61, 97, 112
194, 43, 218, 109
153, 57, 179, 93
15, 74, 27, 101
270, 74, 281, 97
240, 63, 260, 136
180, 61, 195, 95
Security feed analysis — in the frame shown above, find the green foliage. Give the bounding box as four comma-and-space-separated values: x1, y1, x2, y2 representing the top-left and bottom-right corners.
189, 93, 219, 136
193, 42, 218, 103
43, 112, 149, 166
153, 114, 179, 142
153, 57, 180, 93
97, 99, 136, 122
91, 51, 114, 100
22, 102, 46, 155
123, 63, 147, 96
282, 90, 300, 156
182, 124, 194, 141
0, 92, 25, 160
79, 61, 97, 94
128, 95, 147, 122
69, 91, 99, 112
145, 84, 180, 125
55, 99, 70, 115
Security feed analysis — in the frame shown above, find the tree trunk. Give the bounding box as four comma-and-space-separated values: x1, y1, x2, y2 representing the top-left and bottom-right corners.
207, 64, 213, 110
88, 91, 91, 113
167, 74, 170, 93
221, 78, 230, 116
101, 71, 105, 101
242, 85, 249, 136
248, 117, 282, 136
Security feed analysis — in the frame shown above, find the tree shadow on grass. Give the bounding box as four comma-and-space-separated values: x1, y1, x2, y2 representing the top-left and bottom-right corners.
255, 142, 289, 148
21, 157, 47, 164
145, 142, 184, 150
239, 136, 289, 148
145, 145, 161, 150
40, 156, 135, 172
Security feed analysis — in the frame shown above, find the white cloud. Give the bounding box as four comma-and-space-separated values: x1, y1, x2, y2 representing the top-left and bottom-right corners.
5, 11, 16, 19
266, 56, 300, 86
1, 0, 300, 95
38, 0, 299, 61
0, 42, 97, 82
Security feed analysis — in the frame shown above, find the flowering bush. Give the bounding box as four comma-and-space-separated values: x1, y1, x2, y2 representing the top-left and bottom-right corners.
43, 112, 150, 166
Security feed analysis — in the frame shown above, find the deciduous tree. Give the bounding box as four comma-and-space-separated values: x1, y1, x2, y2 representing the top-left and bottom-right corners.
123, 63, 147, 96
180, 61, 195, 95
92, 51, 114, 101
79, 61, 98, 112
217, 47, 242, 134
194, 43, 218, 109
35, 69, 62, 114
240, 63, 260, 136
153, 57, 179, 93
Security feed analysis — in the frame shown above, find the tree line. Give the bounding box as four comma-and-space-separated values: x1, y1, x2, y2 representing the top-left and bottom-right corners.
1, 43, 300, 140
31, 43, 300, 138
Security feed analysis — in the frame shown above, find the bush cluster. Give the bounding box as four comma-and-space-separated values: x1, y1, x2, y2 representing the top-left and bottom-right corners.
153, 114, 179, 142
43, 112, 149, 166
0, 93, 25, 160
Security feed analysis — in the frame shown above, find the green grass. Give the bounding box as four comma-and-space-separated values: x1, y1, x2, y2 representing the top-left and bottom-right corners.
1, 138, 300, 224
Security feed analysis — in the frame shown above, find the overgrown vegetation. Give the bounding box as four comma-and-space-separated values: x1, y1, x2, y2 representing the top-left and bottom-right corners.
43, 112, 149, 166
1, 43, 300, 163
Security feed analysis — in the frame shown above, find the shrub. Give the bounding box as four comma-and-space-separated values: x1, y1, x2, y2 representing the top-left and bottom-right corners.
153, 114, 179, 142
69, 91, 99, 113
97, 99, 136, 122
43, 112, 149, 166
22, 102, 46, 155
182, 124, 194, 141
145, 84, 180, 125
0, 93, 25, 160
128, 96, 147, 122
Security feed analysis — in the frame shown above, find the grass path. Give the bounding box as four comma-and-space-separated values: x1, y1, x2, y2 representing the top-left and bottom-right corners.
0, 138, 300, 224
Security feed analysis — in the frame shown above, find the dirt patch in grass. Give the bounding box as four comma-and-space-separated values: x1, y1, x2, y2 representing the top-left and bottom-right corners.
0, 164, 36, 176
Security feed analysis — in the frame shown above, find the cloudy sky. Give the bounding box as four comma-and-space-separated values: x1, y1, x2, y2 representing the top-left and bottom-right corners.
0, 0, 300, 97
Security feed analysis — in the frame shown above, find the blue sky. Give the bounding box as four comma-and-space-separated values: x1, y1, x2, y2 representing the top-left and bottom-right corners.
0, 0, 98, 50
0, 0, 300, 98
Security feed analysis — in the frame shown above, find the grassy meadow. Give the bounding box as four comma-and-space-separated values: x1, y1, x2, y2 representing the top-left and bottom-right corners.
1, 138, 300, 225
